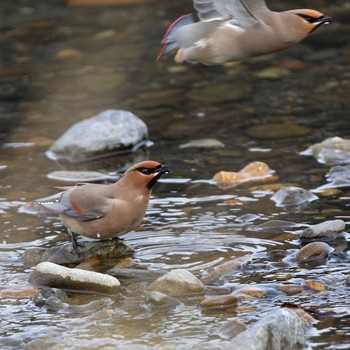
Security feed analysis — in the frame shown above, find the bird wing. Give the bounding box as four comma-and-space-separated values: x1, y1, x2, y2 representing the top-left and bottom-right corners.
35, 186, 108, 221
194, 0, 268, 27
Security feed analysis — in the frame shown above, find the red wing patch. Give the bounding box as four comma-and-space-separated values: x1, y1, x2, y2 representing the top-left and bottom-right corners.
70, 199, 82, 215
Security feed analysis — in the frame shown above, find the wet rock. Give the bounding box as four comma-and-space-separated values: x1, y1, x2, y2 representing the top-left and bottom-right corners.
201, 255, 251, 284
212, 162, 278, 189
75, 257, 102, 271
200, 294, 239, 309
23, 239, 134, 267
253, 67, 291, 79
295, 242, 333, 263
0, 285, 39, 299
56, 48, 81, 58
300, 219, 345, 240
313, 164, 350, 192
179, 138, 225, 149
229, 308, 308, 350
275, 285, 305, 295
148, 269, 205, 296
24, 339, 52, 350
271, 187, 318, 207
29, 262, 121, 294
46, 110, 150, 162
301, 136, 350, 165
245, 123, 311, 139
218, 319, 247, 339
145, 291, 181, 308
33, 287, 68, 308
67, 309, 115, 326
304, 280, 326, 292
235, 213, 260, 223
45, 295, 113, 314
248, 220, 306, 233
187, 82, 252, 106
232, 286, 269, 299
107, 268, 166, 281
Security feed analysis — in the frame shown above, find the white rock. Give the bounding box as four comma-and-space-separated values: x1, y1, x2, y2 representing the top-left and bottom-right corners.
301, 219, 346, 239
271, 187, 318, 207
29, 262, 120, 294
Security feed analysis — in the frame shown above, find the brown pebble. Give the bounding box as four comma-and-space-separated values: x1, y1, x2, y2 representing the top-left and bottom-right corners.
75, 257, 102, 271
111, 257, 134, 268
234, 305, 256, 313
318, 188, 342, 197
276, 285, 305, 295
304, 280, 326, 292
1, 285, 39, 299
232, 286, 267, 299
200, 294, 239, 309
295, 242, 333, 263
56, 48, 81, 58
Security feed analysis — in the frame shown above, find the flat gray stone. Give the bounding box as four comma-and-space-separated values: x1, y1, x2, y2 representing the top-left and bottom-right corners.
300, 220, 345, 240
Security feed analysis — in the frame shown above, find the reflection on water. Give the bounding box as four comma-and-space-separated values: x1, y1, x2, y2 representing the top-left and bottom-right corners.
1, 0, 350, 349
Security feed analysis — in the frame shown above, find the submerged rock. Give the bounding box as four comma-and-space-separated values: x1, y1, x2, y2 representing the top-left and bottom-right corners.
271, 187, 318, 207
179, 138, 225, 149
107, 268, 166, 281
218, 319, 247, 339
212, 162, 278, 189
245, 123, 310, 139
29, 262, 121, 294
301, 136, 350, 165
200, 294, 239, 309
229, 308, 308, 350
295, 242, 333, 263
313, 164, 350, 192
46, 109, 150, 162
148, 269, 205, 296
300, 219, 346, 240
145, 291, 181, 308
23, 239, 134, 267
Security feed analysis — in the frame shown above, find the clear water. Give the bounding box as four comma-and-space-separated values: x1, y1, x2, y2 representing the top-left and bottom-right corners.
0, 1, 349, 349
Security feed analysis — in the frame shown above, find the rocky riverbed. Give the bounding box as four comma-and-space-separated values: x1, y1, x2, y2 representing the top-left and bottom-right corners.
1, 0, 350, 349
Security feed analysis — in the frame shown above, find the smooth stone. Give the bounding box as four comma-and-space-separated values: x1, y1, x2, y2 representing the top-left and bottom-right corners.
218, 319, 247, 339
29, 262, 121, 294
148, 269, 205, 296
271, 187, 318, 207
107, 268, 166, 281
23, 239, 134, 267
232, 286, 268, 299
230, 308, 308, 350
275, 285, 305, 295
201, 255, 251, 284
303, 280, 326, 292
179, 138, 225, 149
245, 123, 311, 139
46, 109, 149, 162
33, 288, 68, 308
300, 136, 350, 165
295, 242, 333, 263
313, 165, 350, 192
200, 294, 239, 309
145, 291, 181, 308
0, 285, 39, 299
300, 220, 345, 240
187, 82, 252, 106
253, 67, 291, 79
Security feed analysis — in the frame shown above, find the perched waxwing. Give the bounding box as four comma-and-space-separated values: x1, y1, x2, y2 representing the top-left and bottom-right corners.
157, 0, 332, 65
31, 161, 169, 250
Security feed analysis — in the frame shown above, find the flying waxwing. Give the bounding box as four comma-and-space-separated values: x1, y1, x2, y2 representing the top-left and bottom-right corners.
30, 161, 169, 250
157, 0, 332, 65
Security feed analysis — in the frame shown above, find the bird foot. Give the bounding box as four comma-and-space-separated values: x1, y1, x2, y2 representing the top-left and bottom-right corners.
67, 230, 82, 253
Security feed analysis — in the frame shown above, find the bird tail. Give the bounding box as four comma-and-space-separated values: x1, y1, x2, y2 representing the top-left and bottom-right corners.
157, 14, 194, 61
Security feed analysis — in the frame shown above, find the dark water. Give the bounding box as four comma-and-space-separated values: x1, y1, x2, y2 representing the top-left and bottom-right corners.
0, 0, 349, 349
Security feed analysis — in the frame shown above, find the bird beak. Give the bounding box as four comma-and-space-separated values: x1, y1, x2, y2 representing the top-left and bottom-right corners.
147, 165, 169, 189
316, 15, 332, 25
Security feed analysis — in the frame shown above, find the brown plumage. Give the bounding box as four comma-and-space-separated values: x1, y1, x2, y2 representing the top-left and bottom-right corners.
33, 161, 169, 250
157, 0, 332, 65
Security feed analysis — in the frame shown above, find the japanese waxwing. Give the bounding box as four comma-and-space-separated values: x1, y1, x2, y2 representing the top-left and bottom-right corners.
157, 0, 332, 65
32, 161, 169, 250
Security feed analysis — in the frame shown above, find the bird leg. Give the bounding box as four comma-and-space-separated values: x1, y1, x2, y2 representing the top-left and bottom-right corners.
67, 229, 82, 253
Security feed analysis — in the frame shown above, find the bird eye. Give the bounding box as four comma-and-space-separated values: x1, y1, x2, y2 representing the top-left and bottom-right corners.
296, 13, 317, 23
137, 167, 151, 175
